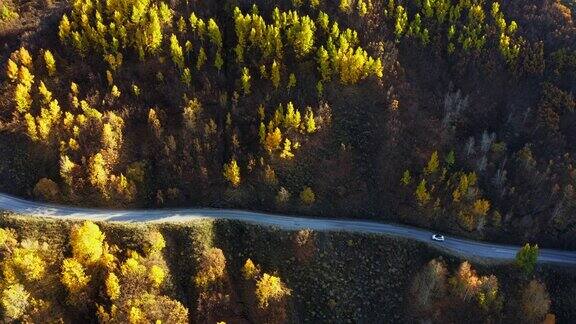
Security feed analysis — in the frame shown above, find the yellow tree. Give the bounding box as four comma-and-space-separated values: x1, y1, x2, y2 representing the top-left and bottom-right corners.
207, 18, 223, 49
280, 138, 294, 159
70, 221, 106, 264
18, 47, 32, 68
194, 248, 227, 289
255, 273, 291, 308
1, 284, 30, 320
169, 34, 185, 69
43, 50, 56, 76
196, 47, 207, 70
15, 84, 32, 113
270, 60, 281, 89
223, 159, 241, 187
58, 15, 71, 43
6, 59, 18, 81
89, 153, 109, 196
339, 0, 354, 14
241, 67, 251, 95
265, 127, 282, 152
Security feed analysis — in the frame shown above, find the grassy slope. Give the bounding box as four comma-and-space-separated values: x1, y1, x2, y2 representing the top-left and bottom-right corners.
0, 212, 574, 322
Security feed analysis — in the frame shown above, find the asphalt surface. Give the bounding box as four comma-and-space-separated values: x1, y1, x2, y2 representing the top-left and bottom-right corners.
0, 193, 574, 266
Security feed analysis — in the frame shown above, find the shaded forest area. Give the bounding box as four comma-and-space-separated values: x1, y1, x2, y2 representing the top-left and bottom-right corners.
1, 0, 576, 249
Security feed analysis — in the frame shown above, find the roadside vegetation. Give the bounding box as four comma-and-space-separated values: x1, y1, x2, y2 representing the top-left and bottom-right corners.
0, 213, 571, 322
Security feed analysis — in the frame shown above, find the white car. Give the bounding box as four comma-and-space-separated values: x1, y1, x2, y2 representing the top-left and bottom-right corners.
432, 234, 445, 242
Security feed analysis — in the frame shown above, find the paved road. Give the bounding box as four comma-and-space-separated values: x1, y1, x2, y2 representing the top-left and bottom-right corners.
0, 193, 574, 266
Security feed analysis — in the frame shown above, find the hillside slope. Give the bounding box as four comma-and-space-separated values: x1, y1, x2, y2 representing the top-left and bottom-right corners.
1, 0, 576, 248
0, 213, 574, 322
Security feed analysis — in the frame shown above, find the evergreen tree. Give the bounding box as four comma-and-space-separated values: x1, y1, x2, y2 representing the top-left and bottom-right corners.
280, 138, 294, 159
317, 46, 331, 81
287, 73, 297, 90
415, 179, 430, 205
265, 127, 282, 151
169, 34, 185, 69
58, 14, 72, 43
395, 5, 408, 38
515, 243, 539, 276
207, 18, 223, 50
197, 47, 207, 70
223, 159, 241, 187
271, 60, 281, 89
339, 0, 354, 14
6, 59, 18, 81
148, 8, 163, 54
304, 107, 316, 133
214, 51, 224, 71
241, 67, 251, 95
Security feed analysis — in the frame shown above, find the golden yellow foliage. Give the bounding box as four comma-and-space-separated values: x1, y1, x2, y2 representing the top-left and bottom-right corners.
255, 273, 291, 308
6, 59, 18, 81
105, 272, 121, 300
223, 159, 241, 187
18, 66, 34, 88
18, 47, 32, 68
0, 228, 17, 248
38, 81, 53, 104
9, 242, 47, 281
121, 254, 146, 276
129, 306, 143, 324
24, 113, 38, 141
61, 258, 90, 293
58, 14, 71, 42
242, 258, 259, 280
280, 138, 294, 159
1, 284, 30, 320
148, 265, 166, 288
15, 83, 32, 113
70, 221, 105, 264
265, 127, 282, 152
43, 50, 56, 76
89, 153, 109, 194
70, 82, 79, 95
60, 155, 77, 187
473, 199, 490, 216
144, 231, 166, 256
101, 293, 188, 324
111, 85, 121, 98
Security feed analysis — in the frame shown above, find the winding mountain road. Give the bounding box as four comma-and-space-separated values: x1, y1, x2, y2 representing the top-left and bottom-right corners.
0, 193, 575, 266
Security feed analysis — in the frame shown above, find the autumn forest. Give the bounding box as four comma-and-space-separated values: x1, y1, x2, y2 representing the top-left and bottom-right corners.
0, 0, 575, 322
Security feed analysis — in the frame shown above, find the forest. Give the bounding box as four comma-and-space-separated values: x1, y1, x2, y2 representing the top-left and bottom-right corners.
0, 214, 567, 323
0, 0, 575, 265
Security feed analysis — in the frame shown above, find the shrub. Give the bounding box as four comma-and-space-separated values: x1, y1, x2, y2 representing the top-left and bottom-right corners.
194, 248, 227, 289
300, 187, 315, 205
515, 243, 539, 276
521, 280, 551, 323
32, 178, 60, 202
